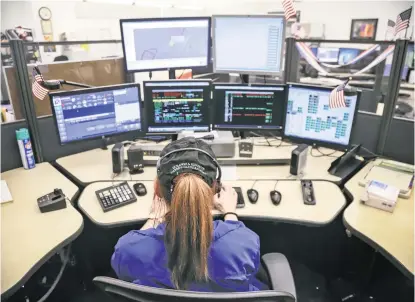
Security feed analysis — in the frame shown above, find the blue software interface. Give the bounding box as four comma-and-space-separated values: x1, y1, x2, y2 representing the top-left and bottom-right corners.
213, 16, 285, 74
52, 86, 141, 143
284, 85, 358, 146
317, 47, 339, 63
338, 48, 361, 65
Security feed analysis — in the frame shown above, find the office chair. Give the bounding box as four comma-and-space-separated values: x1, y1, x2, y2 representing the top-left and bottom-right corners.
93, 253, 297, 302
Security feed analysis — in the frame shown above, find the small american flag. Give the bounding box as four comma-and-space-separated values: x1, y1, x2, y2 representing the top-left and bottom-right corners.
282, 0, 297, 21
32, 68, 49, 100
329, 79, 350, 109
395, 7, 412, 36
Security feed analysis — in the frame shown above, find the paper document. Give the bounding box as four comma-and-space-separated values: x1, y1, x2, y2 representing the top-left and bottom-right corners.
1, 180, 13, 203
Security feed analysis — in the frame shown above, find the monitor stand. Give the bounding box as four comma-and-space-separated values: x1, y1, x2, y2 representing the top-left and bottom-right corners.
240, 74, 249, 84
328, 144, 365, 179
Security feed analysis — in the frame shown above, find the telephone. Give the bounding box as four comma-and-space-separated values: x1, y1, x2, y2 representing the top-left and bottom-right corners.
37, 188, 67, 213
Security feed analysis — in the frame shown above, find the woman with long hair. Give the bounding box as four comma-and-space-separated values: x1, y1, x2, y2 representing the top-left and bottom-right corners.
111, 137, 268, 291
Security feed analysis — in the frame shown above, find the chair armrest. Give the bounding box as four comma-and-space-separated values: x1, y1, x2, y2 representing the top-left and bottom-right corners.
262, 253, 297, 300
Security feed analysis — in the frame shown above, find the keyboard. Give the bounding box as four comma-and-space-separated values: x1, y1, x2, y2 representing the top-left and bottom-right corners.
95, 182, 137, 212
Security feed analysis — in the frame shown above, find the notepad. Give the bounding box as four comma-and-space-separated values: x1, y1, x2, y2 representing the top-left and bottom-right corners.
1, 180, 13, 203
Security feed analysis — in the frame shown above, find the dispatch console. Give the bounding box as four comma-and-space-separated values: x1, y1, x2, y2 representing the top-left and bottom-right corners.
213, 84, 285, 130
284, 84, 359, 149
49, 84, 142, 144
143, 81, 211, 133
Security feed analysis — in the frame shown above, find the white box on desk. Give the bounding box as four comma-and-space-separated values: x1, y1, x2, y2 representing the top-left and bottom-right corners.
360, 180, 400, 213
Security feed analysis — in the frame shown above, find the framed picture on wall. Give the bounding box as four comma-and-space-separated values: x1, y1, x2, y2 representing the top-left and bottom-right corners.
350, 18, 378, 41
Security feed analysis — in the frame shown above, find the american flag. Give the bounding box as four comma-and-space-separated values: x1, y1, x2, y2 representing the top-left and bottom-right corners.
329, 78, 350, 109
32, 68, 49, 100
395, 7, 412, 36
282, 0, 297, 21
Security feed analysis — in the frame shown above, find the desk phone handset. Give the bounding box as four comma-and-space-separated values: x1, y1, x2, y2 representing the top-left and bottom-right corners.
301, 180, 316, 205
37, 188, 67, 213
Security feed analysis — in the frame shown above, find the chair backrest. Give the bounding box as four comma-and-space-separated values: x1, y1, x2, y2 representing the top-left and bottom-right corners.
93, 276, 296, 302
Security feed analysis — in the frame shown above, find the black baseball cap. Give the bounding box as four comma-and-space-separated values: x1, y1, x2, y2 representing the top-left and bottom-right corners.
157, 137, 219, 200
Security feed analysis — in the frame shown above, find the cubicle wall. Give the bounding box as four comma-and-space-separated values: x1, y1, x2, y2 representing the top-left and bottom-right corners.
350, 111, 382, 153
38, 116, 145, 162
1, 120, 27, 171
383, 118, 414, 164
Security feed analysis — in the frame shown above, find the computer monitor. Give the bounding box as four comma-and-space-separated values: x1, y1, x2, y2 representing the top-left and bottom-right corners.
212, 15, 285, 75
338, 48, 361, 65
383, 44, 414, 80
49, 84, 142, 145
317, 47, 340, 63
143, 80, 211, 134
284, 84, 359, 149
120, 17, 211, 72
212, 84, 285, 130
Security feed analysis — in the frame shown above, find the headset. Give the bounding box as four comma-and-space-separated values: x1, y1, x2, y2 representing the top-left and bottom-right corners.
157, 148, 222, 196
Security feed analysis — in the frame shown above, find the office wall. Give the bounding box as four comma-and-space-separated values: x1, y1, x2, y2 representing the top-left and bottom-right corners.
2, 0, 413, 47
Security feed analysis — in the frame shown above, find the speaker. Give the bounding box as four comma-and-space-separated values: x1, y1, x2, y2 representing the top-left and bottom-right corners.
290, 144, 309, 176
112, 143, 124, 174
127, 145, 144, 174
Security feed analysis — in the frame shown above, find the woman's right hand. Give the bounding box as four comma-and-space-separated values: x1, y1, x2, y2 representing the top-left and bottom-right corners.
214, 185, 237, 213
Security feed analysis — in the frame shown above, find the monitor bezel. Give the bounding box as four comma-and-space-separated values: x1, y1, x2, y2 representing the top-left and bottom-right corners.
212, 14, 286, 76
49, 83, 143, 145
211, 82, 286, 131
120, 17, 212, 73
283, 83, 361, 151
143, 79, 212, 135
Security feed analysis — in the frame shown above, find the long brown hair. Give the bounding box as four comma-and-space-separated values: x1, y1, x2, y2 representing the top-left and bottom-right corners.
155, 173, 214, 289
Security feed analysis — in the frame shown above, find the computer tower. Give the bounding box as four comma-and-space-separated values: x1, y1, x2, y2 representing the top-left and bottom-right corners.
290, 144, 309, 176
112, 143, 124, 174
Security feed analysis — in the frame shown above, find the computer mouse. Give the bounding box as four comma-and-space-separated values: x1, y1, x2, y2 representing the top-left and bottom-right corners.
133, 183, 147, 196
270, 190, 282, 205
395, 101, 413, 116
247, 189, 259, 204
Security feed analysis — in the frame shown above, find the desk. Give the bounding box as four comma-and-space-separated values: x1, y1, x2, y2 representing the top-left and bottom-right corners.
344, 160, 414, 278
79, 180, 346, 228
56, 139, 342, 186
1, 163, 84, 298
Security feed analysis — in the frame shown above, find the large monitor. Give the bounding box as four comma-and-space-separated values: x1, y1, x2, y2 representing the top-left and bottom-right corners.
284, 84, 359, 149
212, 84, 285, 130
49, 84, 142, 144
212, 15, 285, 75
120, 17, 211, 72
338, 48, 361, 65
143, 80, 211, 134
317, 47, 340, 63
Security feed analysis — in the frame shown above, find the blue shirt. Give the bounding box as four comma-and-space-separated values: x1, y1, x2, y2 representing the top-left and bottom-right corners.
111, 220, 268, 292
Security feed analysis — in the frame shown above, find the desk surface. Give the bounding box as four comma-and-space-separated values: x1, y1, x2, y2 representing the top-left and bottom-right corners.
1, 163, 84, 298
344, 160, 414, 278
79, 180, 346, 228
56, 139, 342, 185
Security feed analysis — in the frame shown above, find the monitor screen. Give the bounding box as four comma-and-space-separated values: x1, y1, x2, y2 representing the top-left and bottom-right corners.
338, 48, 361, 65
317, 47, 339, 63
50, 84, 142, 144
120, 17, 211, 72
212, 84, 285, 130
143, 81, 211, 133
213, 15, 285, 75
284, 84, 359, 148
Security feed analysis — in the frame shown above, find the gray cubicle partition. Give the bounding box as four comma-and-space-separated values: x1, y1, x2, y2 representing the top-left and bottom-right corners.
382, 117, 414, 164
350, 111, 382, 153
359, 89, 381, 114
37, 115, 146, 162
1, 120, 27, 171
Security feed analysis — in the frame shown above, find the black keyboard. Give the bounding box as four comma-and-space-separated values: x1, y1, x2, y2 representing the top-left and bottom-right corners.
95, 182, 137, 212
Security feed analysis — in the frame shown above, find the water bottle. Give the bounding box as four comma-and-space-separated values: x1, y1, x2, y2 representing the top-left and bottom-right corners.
16, 128, 36, 169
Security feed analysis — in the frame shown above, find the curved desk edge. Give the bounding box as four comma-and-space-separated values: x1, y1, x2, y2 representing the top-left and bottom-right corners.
342, 214, 414, 280
78, 180, 346, 228
53, 161, 89, 188
1, 192, 85, 299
